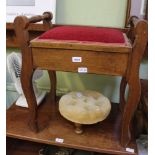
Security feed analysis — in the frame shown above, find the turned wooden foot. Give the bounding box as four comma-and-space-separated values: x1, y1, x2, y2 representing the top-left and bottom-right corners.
74, 123, 83, 134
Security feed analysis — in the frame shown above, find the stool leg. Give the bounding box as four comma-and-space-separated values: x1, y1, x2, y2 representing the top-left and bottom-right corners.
14, 16, 39, 132
120, 21, 147, 146
74, 123, 83, 134
120, 76, 141, 147
119, 77, 127, 112
48, 70, 56, 103
21, 67, 39, 132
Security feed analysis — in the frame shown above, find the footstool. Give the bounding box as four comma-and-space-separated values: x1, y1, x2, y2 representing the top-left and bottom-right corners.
59, 90, 111, 134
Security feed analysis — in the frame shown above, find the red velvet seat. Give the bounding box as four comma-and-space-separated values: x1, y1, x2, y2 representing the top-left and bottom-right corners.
39, 26, 125, 44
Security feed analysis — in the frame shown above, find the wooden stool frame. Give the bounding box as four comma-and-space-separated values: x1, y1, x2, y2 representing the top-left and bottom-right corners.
13, 11, 147, 148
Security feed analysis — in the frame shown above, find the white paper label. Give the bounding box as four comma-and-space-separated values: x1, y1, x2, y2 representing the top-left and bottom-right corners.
126, 148, 135, 153
72, 57, 82, 62
78, 67, 88, 73
55, 138, 64, 143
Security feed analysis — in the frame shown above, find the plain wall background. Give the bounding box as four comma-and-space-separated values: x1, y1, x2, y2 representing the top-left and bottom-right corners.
56, 0, 128, 28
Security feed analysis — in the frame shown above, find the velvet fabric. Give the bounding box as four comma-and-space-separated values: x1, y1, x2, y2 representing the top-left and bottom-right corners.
39, 26, 125, 44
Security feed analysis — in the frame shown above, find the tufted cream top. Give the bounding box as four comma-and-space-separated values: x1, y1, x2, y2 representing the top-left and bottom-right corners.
59, 90, 111, 124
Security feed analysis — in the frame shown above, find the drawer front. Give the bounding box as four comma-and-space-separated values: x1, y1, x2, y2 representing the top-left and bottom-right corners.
32, 48, 129, 76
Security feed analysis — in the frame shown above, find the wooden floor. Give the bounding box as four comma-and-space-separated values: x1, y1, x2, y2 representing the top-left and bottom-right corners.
6, 94, 137, 155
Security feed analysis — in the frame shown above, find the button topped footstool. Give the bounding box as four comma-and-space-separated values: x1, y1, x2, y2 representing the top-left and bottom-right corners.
59, 90, 111, 134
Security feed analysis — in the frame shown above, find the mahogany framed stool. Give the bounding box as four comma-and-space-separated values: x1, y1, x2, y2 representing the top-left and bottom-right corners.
10, 10, 147, 154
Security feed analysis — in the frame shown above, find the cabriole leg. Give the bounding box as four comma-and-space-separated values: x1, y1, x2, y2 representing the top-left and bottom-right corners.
119, 77, 127, 112
21, 67, 38, 132
120, 76, 141, 147
48, 70, 56, 103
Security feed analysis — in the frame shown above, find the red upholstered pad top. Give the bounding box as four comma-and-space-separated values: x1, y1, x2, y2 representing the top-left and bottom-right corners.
39, 26, 125, 44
